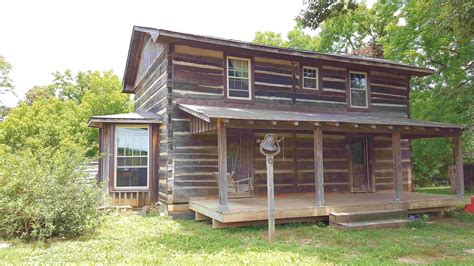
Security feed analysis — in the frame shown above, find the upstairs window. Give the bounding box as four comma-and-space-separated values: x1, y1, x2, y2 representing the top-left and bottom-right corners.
115, 126, 149, 189
349, 72, 368, 108
302, 66, 319, 90
227, 57, 251, 100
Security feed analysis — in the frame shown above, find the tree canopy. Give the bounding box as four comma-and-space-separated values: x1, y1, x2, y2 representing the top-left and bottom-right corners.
296, 0, 358, 31
0, 70, 133, 157
0, 55, 14, 106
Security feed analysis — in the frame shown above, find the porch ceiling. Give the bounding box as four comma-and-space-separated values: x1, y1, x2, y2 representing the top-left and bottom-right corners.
88, 112, 162, 128
178, 104, 463, 137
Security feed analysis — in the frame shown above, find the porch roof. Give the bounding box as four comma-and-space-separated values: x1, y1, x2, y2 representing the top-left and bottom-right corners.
88, 112, 162, 128
178, 104, 463, 131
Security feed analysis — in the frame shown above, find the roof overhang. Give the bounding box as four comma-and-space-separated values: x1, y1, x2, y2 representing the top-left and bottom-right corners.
88, 112, 162, 128
122, 26, 435, 93
178, 104, 463, 138
155, 28, 434, 77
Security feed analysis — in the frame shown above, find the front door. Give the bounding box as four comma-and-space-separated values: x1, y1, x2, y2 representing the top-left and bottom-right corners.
349, 137, 370, 192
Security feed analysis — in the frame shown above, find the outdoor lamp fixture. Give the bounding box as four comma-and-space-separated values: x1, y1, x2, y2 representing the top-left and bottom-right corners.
259, 133, 283, 241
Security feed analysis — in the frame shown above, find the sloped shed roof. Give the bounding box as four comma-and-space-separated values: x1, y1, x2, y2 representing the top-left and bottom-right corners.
178, 104, 462, 130
88, 112, 162, 128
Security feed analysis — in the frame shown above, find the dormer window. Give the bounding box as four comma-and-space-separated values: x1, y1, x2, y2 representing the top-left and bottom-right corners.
349, 72, 368, 108
302, 66, 319, 90
227, 57, 251, 100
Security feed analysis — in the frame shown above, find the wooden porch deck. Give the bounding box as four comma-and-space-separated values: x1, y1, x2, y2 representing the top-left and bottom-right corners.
189, 190, 468, 227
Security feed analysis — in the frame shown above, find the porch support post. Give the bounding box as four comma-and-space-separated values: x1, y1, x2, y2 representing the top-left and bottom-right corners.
454, 134, 464, 197
392, 131, 403, 202
314, 128, 325, 206
217, 119, 229, 211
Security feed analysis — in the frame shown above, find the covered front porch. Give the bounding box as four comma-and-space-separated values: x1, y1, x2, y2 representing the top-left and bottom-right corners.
189, 190, 468, 228
178, 103, 466, 227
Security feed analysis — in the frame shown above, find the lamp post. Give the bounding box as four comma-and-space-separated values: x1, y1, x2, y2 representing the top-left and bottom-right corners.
259, 133, 282, 241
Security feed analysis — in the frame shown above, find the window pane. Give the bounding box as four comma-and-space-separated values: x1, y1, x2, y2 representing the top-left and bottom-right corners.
350, 73, 367, 90
117, 168, 148, 187
304, 78, 317, 89
350, 73, 367, 107
351, 90, 367, 107
227, 58, 250, 99
229, 89, 250, 98
303, 67, 318, 89
116, 127, 149, 187
117, 158, 126, 166
303, 68, 317, 78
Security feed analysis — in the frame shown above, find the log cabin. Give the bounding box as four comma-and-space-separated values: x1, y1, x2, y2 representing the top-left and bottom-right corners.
88, 26, 467, 228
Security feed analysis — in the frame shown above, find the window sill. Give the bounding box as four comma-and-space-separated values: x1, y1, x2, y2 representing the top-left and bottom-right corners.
112, 187, 150, 192
224, 97, 255, 104
347, 107, 371, 112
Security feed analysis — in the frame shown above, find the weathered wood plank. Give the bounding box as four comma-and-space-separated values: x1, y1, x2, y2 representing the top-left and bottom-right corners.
392, 132, 403, 202
454, 134, 464, 197
217, 119, 229, 211
314, 128, 325, 206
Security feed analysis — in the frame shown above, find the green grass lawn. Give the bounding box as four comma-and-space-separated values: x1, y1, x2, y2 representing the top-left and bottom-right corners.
416, 186, 474, 197
1, 188, 473, 265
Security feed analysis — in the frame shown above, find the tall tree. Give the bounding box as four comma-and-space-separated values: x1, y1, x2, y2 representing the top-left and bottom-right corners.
1, 70, 133, 157
253, 27, 321, 51
0, 55, 14, 105
316, 1, 403, 53
387, 0, 474, 185
23, 85, 56, 105
297, 0, 359, 30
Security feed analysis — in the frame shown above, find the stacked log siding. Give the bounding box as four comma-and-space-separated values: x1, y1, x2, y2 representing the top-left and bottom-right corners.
121, 38, 421, 209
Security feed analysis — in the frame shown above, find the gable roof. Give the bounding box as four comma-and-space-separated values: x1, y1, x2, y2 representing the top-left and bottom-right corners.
123, 26, 435, 92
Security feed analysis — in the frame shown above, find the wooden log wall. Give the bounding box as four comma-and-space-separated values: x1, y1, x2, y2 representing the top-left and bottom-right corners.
172, 45, 224, 100
369, 71, 409, 114
170, 44, 409, 117
373, 136, 412, 191
128, 40, 172, 208
135, 36, 167, 86
158, 121, 171, 206
253, 132, 350, 194
134, 44, 169, 112
168, 109, 219, 204
159, 42, 414, 206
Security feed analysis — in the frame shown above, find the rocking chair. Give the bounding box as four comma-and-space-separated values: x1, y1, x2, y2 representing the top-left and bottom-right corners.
213, 172, 253, 198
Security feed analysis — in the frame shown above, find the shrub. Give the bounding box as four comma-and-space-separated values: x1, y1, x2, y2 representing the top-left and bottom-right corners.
0, 144, 104, 240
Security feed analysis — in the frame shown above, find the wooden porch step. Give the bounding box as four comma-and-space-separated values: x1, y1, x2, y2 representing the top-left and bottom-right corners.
330, 209, 411, 230
329, 209, 407, 224
334, 218, 412, 230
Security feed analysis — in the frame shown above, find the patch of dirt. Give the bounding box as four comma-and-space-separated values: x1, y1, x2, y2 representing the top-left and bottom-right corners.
397, 256, 435, 264
0, 243, 11, 249
430, 216, 466, 226
464, 249, 474, 255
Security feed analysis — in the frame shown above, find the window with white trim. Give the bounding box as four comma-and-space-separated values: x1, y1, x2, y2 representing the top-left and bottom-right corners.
115, 126, 149, 188
349, 72, 368, 108
227, 57, 251, 100
302, 66, 318, 90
